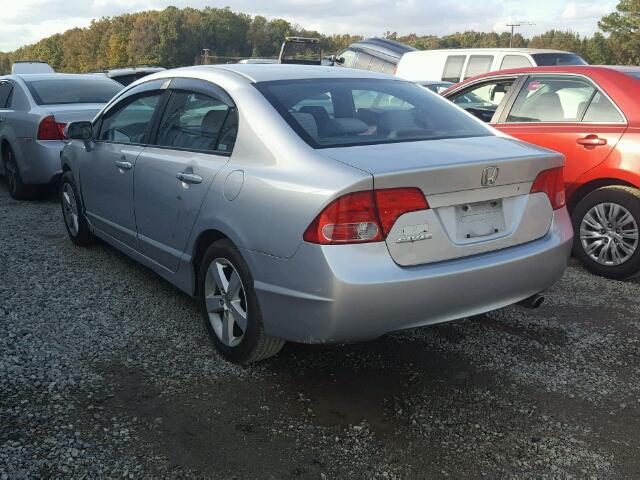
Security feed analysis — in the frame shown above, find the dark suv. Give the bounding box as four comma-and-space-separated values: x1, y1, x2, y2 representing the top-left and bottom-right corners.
333, 38, 415, 75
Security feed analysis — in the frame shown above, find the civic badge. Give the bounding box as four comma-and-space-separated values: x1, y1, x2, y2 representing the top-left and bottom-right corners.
481, 166, 500, 187
396, 224, 433, 243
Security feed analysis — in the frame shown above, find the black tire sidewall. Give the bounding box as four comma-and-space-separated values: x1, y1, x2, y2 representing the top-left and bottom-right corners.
4, 147, 30, 200
198, 240, 264, 364
60, 171, 93, 246
572, 187, 640, 280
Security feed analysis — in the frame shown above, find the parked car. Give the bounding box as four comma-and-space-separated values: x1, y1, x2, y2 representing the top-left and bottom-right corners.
396, 48, 587, 83
0, 73, 123, 199
333, 37, 416, 74
443, 65, 640, 279
416, 80, 454, 94
98, 66, 166, 87
60, 64, 572, 364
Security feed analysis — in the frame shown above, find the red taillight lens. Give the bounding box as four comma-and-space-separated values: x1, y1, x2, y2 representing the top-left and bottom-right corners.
303, 188, 428, 245
37, 115, 67, 141
530, 167, 566, 210
375, 188, 429, 235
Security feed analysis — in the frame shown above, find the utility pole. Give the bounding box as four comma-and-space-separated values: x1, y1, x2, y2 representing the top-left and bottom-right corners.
506, 21, 535, 48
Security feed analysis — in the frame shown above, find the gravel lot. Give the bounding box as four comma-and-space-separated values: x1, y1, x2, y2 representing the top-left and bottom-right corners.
1, 181, 639, 479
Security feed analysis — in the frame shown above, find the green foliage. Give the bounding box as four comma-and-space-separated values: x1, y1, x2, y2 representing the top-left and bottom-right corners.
0, 3, 637, 74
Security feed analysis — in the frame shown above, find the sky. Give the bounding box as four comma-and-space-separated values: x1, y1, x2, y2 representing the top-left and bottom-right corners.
0, 0, 619, 52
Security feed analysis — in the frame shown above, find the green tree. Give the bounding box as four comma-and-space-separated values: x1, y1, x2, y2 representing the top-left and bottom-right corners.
599, 0, 640, 64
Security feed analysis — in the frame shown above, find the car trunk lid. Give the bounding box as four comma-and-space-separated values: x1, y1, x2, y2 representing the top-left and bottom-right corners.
323, 135, 564, 266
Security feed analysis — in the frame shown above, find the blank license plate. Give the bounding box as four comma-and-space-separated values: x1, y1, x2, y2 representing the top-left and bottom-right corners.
455, 200, 506, 240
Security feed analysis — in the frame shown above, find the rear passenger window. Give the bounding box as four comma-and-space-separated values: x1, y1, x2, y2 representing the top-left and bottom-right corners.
155, 91, 237, 153
0, 82, 13, 108
464, 55, 494, 79
583, 92, 624, 123
355, 53, 373, 70
99, 93, 162, 144
506, 76, 596, 123
442, 56, 466, 83
500, 55, 533, 70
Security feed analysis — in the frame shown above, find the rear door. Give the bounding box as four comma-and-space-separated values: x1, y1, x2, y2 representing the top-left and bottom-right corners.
494, 75, 627, 196
133, 78, 238, 272
81, 80, 167, 249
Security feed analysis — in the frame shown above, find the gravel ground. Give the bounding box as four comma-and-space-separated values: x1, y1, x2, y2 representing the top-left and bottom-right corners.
1, 182, 639, 479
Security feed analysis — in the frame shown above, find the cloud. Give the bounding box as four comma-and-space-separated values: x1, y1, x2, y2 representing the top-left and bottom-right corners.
0, 0, 620, 52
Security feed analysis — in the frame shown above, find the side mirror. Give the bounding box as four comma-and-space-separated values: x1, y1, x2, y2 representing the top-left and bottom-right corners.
66, 121, 93, 141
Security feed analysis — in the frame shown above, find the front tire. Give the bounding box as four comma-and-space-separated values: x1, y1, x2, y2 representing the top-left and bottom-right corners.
60, 171, 95, 246
572, 186, 640, 280
198, 239, 285, 364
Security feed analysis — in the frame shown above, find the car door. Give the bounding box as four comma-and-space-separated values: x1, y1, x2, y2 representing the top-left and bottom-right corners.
81, 80, 168, 249
494, 75, 627, 195
133, 79, 238, 272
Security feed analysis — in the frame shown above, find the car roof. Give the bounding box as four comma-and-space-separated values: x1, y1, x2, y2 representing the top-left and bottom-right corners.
7, 73, 120, 82
151, 64, 396, 84
452, 65, 639, 83
107, 67, 166, 76
405, 48, 575, 55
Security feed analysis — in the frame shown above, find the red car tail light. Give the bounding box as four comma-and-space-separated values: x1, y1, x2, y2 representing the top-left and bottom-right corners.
37, 115, 67, 141
374, 188, 429, 235
530, 167, 566, 210
303, 188, 428, 245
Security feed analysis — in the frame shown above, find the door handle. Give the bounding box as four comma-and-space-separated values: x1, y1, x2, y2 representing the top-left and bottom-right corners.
577, 135, 607, 147
114, 160, 133, 170
176, 173, 203, 184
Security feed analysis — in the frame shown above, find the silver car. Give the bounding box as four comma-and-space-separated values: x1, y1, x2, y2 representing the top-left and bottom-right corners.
0, 73, 122, 199
60, 65, 573, 364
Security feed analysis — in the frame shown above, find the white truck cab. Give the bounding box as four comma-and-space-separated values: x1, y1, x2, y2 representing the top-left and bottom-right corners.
396, 48, 587, 83
11, 61, 55, 75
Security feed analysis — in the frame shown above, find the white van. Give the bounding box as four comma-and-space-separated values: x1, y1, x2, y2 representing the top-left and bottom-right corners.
396, 48, 587, 83
11, 61, 55, 75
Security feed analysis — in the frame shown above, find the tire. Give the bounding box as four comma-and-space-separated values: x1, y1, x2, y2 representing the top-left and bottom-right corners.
60, 171, 95, 246
572, 186, 640, 280
198, 239, 285, 364
3, 145, 36, 200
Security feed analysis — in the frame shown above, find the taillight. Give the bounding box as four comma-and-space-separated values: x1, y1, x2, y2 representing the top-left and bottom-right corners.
303, 188, 428, 245
37, 115, 67, 141
530, 167, 566, 210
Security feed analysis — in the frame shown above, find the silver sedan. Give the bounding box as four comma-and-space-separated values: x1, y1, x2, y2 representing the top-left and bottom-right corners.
60, 65, 573, 364
0, 73, 122, 199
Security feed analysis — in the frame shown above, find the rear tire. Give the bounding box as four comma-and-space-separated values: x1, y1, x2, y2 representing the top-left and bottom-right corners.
572, 186, 640, 280
3, 145, 36, 200
60, 171, 95, 246
198, 239, 285, 364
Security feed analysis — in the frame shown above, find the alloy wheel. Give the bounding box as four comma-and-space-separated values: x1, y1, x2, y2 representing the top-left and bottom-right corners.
204, 258, 248, 347
580, 202, 639, 266
61, 183, 79, 236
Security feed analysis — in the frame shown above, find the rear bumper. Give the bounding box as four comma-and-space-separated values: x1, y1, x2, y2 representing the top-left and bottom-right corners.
243, 207, 573, 344
16, 139, 64, 185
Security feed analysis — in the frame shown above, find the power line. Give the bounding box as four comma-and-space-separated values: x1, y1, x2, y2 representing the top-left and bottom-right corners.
506, 21, 536, 47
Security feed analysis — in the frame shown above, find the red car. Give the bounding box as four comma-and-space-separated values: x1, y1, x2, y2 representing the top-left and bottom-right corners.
443, 66, 640, 280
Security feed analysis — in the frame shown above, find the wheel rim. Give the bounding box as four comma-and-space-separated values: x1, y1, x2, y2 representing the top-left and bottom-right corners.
204, 258, 248, 347
5, 151, 16, 194
580, 202, 639, 266
61, 183, 79, 236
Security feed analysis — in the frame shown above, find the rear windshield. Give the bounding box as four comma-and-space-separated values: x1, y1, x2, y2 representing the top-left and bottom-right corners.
531, 53, 587, 66
255, 78, 491, 148
623, 71, 640, 80
24, 78, 123, 105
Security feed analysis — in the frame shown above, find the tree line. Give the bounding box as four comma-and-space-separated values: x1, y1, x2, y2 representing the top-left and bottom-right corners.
0, 1, 638, 75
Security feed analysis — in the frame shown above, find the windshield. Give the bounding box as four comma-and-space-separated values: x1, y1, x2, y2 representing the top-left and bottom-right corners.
24, 78, 123, 105
531, 53, 587, 66
256, 78, 491, 148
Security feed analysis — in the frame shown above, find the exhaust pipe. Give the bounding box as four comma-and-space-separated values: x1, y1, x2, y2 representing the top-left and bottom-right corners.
517, 293, 545, 309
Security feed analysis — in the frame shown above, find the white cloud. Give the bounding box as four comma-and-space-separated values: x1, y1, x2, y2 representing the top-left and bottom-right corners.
0, 0, 620, 52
